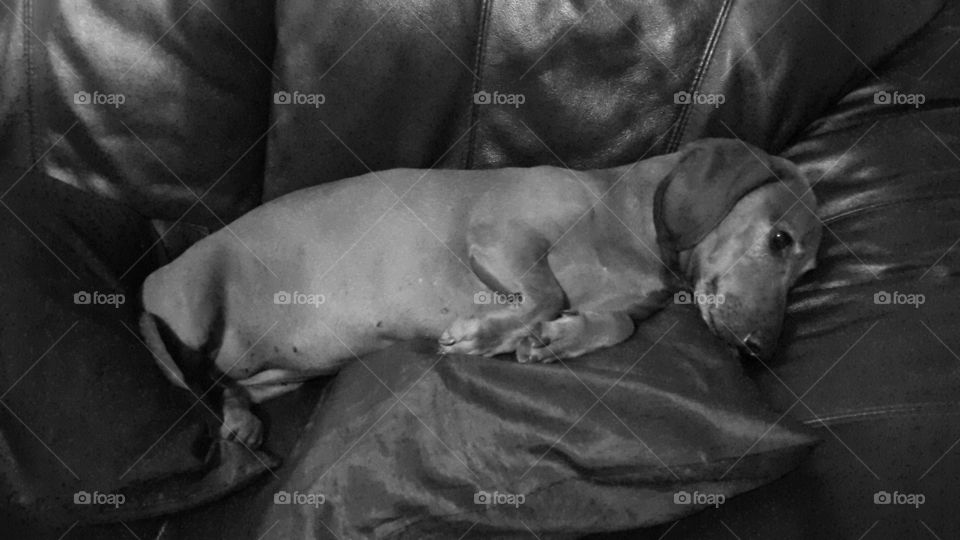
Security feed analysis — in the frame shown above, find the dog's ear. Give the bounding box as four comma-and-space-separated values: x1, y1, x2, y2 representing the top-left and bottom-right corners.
654, 138, 803, 252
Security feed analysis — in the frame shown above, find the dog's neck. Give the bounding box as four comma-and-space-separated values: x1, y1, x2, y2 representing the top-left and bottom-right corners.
604, 162, 691, 286
657, 240, 700, 290
675, 248, 699, 288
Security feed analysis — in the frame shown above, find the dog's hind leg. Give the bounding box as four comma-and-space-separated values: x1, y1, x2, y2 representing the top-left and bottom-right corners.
220, 382, 263, 448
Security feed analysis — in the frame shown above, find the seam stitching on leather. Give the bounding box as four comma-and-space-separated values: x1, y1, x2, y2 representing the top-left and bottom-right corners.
667, 0, 734, 152
24, 0, 37, 166
464, 0, 492, 170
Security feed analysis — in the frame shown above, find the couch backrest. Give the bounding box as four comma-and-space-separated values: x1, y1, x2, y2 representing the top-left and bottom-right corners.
0, 0, 947, 217
263, 0, 945, 199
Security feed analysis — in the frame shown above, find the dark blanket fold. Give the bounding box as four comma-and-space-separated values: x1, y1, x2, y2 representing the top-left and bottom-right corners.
255, 303, 818, 539
0, 168, 277, 534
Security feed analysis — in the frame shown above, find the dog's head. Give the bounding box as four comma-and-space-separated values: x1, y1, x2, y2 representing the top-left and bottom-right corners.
655, 138, 822, 359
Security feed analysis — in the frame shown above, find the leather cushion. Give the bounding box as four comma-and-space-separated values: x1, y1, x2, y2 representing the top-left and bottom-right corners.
604, 4, 960, 537
755, 0, 960, 423
673, 0, 945, 151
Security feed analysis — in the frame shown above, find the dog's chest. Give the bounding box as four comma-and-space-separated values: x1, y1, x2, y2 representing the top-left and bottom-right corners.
548, 240, 667, 311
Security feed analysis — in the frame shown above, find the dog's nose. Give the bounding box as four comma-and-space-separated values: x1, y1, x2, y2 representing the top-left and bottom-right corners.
738, 337, 766, 359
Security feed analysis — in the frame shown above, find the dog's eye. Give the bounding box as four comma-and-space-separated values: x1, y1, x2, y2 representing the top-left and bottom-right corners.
769, 230, 794, 252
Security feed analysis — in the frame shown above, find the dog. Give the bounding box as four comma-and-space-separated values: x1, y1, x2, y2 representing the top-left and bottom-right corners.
139, 138, 821, 448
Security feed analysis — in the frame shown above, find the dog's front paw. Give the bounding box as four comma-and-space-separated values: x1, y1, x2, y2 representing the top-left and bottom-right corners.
439, 316, 532, 357
515, 335, 554, 364
438, 317, 496, 356
515, 311, 582, 364
220, 406, 263, 449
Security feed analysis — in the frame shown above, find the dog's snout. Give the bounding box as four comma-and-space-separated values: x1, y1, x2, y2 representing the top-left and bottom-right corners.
741, 337, 763, 357
737, 334, 774, 360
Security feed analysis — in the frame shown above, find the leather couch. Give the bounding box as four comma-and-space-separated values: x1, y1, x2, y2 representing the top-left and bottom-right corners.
2, 0, 958, 538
